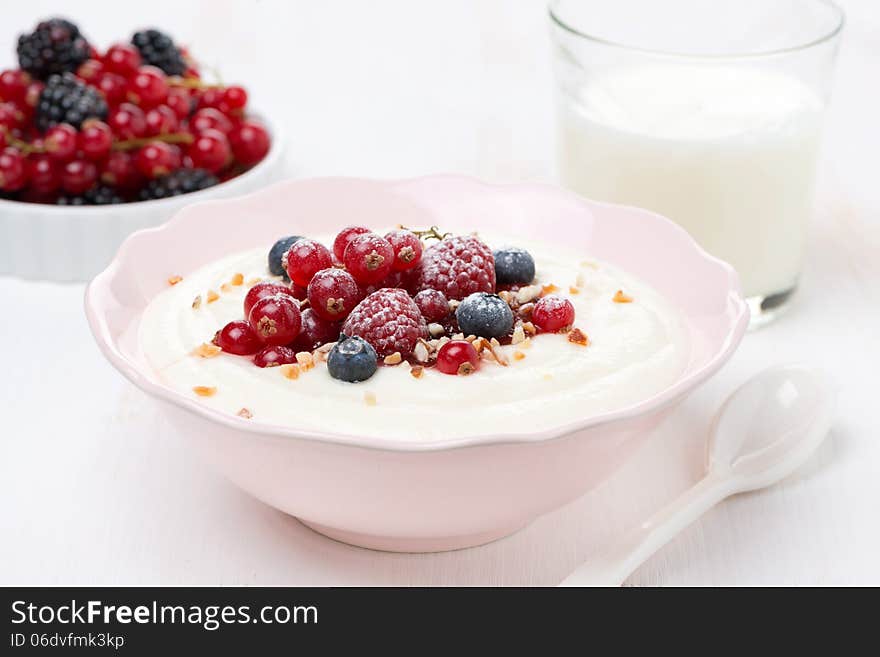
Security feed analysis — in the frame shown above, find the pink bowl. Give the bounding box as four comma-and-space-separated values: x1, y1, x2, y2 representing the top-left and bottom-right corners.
85, 175, 748, 552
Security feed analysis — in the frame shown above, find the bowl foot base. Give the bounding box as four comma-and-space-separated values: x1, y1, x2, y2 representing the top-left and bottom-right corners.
297, 518, 528, 553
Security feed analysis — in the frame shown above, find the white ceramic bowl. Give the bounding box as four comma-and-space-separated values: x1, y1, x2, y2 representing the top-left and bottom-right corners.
0, 115, 284, 283
85, 175, 749, 552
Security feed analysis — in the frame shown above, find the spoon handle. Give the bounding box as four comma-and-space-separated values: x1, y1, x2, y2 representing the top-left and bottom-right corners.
559, 470, 735, 586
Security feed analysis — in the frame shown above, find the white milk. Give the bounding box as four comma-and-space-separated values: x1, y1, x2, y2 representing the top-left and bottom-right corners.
558, 65, 824, 299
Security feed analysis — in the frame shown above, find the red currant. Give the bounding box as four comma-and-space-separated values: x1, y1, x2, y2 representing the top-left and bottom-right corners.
214, 320, 262, 356
24, 82, 44, 114
127, 66, 168, 107
77, 119, 113, 161
384, 229, 423, 271
436, 340, 480, 375
76, 59, 104, 83
243, 281, 293, 317
195, 87, 223, 110
95, 72, 127, 106
144, 104, 179, 136
288, 282, 308, 301
0, 70, 30, 104
104, 44, 142, 77
307, 268, 360, 321
26, 154, 60, 194
290, 308, 341, 351
108, 103, 147, 139
532, 295, 575, 332
228, 120, 270, 166
44, 124, 78, 162
413, 289, 449, 322
101, 151, 142, 190
223, 85, 247, 111
0, 103, 24, 130
165, 87, 192, 120
284, 239, 333, 287
343, 233, 394, 285
187, 128, 231, 173
253, 345, 297, 368
60, 158, 98, 195
191, 107, 232, 135
248, 294, 302, 346
134, 141, 181, 179
332, 226, 370, 262
0, 147, 27, 191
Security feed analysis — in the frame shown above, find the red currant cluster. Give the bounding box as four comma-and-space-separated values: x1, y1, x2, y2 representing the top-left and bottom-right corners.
0, 19, 270, 204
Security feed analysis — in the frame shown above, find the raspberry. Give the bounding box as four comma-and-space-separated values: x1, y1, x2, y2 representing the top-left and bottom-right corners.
342, 288, 427, 357
413, 289, 449, 322
532, 295, 575, 332
416, 235, 495, 301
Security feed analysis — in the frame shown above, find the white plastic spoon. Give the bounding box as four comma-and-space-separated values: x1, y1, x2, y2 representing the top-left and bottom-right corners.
559, 364, 835, 587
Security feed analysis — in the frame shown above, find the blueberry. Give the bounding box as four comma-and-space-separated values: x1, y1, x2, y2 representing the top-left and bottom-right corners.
493, 247, 535, 285
455, 292, 514, 339
268, 235, 304, 279
327, 335, 378, 383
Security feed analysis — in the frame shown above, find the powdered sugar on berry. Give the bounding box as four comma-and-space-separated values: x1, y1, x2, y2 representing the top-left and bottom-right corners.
139, 232, 690, 440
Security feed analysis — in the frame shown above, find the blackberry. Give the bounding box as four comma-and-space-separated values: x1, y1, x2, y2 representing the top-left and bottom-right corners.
35, 73, 108, 132
17, 18, 90, 80
56, 185, 125, 206
131, 29, 186, 76
138, 169, 218, 201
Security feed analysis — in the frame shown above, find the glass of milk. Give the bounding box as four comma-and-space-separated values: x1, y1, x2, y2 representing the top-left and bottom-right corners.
549, 0, 843, 326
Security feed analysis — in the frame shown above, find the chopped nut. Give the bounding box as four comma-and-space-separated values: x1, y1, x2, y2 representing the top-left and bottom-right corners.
513, 350, 526, 361
220, 282, 233, 293
295, 352, 315, 371
522, 321, 537, 336
316, 341, 336, 353
192, 343, 222, 358
569, 286, 580, 295
230, 272, 244, 286
168, 275, 183, 286
498, 290, 513, 304
542, 283, 559, 295
191, 295, 202, 309
434, 336, 450, 349
384, 352, 403, 365
237, 408, 253, 419
613, 290, 633, 303
516, 284, 542, 304
517, 302, 534, 319
457, 362, 475, 376
465, 334, 478, 343
410, 365, 424, 379
280, 364, 301, 379
246, 277, 262, 286
580, 260, 599, 270
427, 322, 445, 337
568, 327, 590, 346
452, 332, 464, 341
206, 290, 220, 304
482, 338, 509, 366
413, 341, 430, 363
511, 325, 526, 345
364, 391, 377, 406
448, 299, 461, 312
543, 373, 553, 381
575, 273, 585, 287
519, 337, 532, 349
192, 386, 216, 397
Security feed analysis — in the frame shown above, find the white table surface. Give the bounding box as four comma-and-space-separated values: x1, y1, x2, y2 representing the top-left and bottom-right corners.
1, 0, 878, 586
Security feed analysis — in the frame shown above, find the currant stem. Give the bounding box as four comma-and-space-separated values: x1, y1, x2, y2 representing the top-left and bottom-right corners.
167, 75, 223, 91
398, 224, 450, 241
0, 126, 45, 154
112, 132, 195, 151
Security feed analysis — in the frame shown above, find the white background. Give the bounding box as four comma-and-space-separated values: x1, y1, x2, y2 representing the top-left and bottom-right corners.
1, 0, 878, 585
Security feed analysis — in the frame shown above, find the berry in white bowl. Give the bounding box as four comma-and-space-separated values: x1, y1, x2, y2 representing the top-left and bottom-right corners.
85, 175, 748, 552
0, 18, 284, 281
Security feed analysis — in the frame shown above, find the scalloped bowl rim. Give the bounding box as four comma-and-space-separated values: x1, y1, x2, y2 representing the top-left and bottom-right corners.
85, 174, 749, 453
0, 111, 283, 216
